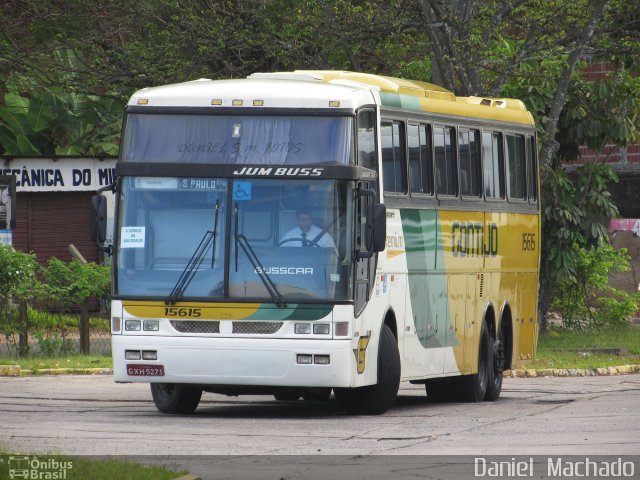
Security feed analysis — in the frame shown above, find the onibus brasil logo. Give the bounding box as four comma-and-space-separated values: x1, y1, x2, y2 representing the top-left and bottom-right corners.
5, 455, 72, 479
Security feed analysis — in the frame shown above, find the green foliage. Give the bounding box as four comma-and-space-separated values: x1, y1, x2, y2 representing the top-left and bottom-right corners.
34, 331, 76, 356
395, 59, 433, 83
558, 69, 640, 159
38, 258, 111, 310
538, 162, 624, 330
0, 246, 111, 356
0, 82, 123, 156
0, 245, 40, 355
541, 163, 618, 284
0, 245, 40, 307
551, 243, 639, 329
500, 48, 568, 137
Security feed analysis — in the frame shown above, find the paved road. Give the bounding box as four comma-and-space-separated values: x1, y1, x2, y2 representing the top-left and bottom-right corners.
0, 374, 638, 478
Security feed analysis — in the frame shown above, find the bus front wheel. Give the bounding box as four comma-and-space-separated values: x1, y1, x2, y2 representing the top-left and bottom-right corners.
150, 383, 202, 414
335, 323, 400, 415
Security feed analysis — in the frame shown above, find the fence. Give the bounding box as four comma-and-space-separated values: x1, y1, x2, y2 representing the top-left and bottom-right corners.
0, 303, 111, 357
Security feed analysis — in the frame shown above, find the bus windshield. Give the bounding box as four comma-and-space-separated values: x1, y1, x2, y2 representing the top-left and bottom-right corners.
115, 177, 354, 303
121, 114, 354, 165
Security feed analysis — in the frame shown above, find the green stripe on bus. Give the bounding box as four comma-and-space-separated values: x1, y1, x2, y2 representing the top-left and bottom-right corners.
380, 92, 423, 111
245, 304, 333, 321
400, 209, 457, 349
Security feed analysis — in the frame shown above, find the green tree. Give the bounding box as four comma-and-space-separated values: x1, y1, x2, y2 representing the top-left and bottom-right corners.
552, 243, 639, 329
413, 0, 639, 328
0, 83, 123, 156
0, 245, 41, 355
39, 258, 111, 311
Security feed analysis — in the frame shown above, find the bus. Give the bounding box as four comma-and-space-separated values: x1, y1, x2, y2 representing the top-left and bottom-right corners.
92, 70, 540, 415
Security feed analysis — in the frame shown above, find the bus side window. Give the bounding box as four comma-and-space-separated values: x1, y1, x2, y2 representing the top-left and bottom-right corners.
527, 135, 538, 203
483, 131, 504, 199
506, 134, 526, 200
409, 123, 433, 196
357, 110, 377, 171
459, 128, 481, 197
435, 125, 457, 196
381, 121, 406, 194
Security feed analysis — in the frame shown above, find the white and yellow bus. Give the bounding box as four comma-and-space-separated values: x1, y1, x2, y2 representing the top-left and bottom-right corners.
96, 71, 540, 415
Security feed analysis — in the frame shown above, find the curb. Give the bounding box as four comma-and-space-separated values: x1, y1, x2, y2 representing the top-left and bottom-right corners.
504, 364, 640, 378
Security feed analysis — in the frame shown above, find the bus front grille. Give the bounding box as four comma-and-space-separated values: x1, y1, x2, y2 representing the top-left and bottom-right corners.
170, 320, 220, 334
169, 320, 283, 335
232, 321, 283, 334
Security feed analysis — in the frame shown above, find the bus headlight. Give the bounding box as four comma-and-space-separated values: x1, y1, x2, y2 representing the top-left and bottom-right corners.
125, 320, 141, 331
143, 320, 159, 331
313, 324, 330, 335
295, 323, 311, 334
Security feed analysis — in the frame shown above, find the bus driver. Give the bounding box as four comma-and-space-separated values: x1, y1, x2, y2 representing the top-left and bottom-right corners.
279, 208, 336, 249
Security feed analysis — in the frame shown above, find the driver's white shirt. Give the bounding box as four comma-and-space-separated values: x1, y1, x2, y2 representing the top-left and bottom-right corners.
280, 225, 336, 248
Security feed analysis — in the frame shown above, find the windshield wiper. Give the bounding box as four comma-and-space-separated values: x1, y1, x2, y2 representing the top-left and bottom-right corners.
166, 201, 220, 305
234, 204, 286, 307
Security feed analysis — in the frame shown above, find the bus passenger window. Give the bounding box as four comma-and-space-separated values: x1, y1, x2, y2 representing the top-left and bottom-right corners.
527, 136, 538, 202
435, 126, 457, 196
409, 124, 433, 195
381, 121, 406, 194
506, 134, 526, 200
483, 131, 504, 199
357, 110, 377, 172
459, 128, 481, 197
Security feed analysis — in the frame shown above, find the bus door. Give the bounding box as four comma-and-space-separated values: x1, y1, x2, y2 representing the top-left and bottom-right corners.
354, 182, 376, 315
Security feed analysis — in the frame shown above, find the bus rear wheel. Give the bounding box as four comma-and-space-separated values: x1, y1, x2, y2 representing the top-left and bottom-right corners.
485, 331, 505, 401
335, 324, 400, 415
452, 323, 491, 402
150, 383, 202, 414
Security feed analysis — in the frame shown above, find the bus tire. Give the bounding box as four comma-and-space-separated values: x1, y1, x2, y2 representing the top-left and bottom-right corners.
335, 324, 400, 415
485, 330, 505, 401
150, 383, 202, 414
453, 323, 491, 402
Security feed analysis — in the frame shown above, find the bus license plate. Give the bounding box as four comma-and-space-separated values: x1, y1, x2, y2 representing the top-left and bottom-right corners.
127, 364, 165, 376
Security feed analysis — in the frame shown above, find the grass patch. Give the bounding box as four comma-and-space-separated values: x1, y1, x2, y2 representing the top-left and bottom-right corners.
524, 324, 640, 370
0, 354, 112, 371
0, 451, 187, 480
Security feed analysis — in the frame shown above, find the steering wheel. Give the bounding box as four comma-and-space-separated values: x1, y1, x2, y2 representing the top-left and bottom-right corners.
278, 237, 321, 247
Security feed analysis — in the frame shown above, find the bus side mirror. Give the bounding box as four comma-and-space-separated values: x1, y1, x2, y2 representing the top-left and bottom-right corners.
356, 187, 386, 259
90, 195, 107, 243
